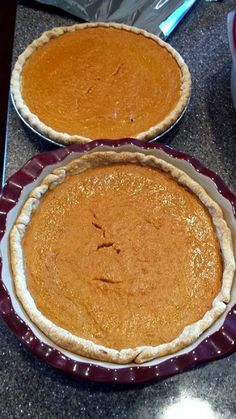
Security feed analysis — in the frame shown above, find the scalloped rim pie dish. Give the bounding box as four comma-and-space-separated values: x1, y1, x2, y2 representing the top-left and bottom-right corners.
0, 140, 235, 383
8, 146, 236, 365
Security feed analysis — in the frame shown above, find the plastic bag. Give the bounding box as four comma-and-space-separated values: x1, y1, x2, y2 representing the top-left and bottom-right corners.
36, 0, 197, 38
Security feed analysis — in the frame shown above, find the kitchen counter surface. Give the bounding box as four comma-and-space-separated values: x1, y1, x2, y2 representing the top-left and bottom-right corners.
1, 0, 236, 417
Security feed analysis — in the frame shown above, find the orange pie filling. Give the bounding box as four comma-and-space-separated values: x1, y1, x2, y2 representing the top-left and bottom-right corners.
21, 27, 182, 139
22, 163, 222, 350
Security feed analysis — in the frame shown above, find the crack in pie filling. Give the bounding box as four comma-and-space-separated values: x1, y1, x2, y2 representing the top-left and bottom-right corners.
10, 152, 235, 364
11, 23, 191, 144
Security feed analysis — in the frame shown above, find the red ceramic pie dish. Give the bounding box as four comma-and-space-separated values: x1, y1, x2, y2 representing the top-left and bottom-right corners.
0, 139, 235, 384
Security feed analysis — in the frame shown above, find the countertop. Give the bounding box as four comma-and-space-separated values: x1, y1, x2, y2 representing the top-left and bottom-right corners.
1, 0, 236, 417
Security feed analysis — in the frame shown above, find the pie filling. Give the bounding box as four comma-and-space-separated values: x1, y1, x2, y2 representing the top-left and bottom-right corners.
21, 27, 182, 139
22, 163, 222, 350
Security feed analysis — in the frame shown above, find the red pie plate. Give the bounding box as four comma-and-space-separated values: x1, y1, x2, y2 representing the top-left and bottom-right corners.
0, 139, 235, 384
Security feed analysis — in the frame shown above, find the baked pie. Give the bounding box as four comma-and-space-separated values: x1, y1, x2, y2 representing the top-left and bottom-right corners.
10, 151, 235, 364
11, 23, 191, 144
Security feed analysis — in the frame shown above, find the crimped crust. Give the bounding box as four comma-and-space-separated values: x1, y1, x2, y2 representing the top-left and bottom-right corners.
10, 151, 235, 364
11, 22, 191, 145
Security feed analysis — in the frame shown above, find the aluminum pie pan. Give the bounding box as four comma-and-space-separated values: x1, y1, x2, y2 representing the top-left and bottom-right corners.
0, 139, 235, 384
11, 90, 189, 146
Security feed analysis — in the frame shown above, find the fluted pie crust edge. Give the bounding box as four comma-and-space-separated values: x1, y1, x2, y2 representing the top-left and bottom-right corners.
11, 22, 191, 145
10, 151, 235, 364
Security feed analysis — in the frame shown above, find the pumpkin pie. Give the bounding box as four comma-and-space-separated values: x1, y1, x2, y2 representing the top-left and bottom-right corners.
11, 23, 191, 144
10, 151, 235, 364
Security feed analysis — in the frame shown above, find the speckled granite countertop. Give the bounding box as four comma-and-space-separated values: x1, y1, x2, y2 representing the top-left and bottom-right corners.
1, 0, 236, 417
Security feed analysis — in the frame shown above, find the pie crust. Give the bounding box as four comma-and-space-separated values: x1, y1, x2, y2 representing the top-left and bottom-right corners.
11, 22, 191, 144
10, 151, 235, 364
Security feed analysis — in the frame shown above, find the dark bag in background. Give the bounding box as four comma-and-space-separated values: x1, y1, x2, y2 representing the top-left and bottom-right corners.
35, 0, 197, 38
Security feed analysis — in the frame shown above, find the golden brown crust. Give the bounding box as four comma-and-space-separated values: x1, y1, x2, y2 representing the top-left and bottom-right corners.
10, 151, 235, 364
11, 22, 191, 145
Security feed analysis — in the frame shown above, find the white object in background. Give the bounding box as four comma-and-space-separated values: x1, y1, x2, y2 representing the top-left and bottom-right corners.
228, 11, 236, 111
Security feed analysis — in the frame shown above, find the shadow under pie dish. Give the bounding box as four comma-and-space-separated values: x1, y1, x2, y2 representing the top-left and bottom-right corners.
9, 150, 235, 364
11, 22, 191, 145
